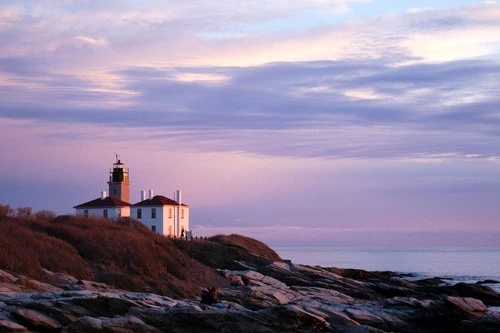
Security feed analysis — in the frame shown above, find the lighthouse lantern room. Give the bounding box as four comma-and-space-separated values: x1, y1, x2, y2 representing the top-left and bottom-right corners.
108, 155, 131, 203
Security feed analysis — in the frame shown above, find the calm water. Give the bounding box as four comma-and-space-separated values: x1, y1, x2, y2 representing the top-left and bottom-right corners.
274, 247, 500, 288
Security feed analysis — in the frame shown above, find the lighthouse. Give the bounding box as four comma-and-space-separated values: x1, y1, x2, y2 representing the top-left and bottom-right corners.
74, 156, 190, 236
107, 155, 131, 203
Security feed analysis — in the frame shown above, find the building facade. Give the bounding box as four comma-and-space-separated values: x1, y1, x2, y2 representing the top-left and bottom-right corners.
73, 157, 190, 238
74, 194, 131, 219
131, 191, 190, 237
107, 159, 131, 203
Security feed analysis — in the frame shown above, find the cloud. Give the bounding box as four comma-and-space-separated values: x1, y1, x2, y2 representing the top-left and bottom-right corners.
1, 2, 500, 163
174, 72, 230, 84
76, 35, 108, 47
1, 56, 500, 161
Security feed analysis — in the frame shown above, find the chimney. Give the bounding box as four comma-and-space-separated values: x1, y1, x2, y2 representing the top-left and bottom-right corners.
101, 190, 107, 200
140, 190, 146, 201
148, 189, 154, 200
176, 190, 182, 205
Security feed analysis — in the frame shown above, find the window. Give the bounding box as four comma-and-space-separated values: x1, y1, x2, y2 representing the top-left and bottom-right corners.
151, 208, 156, 219
103, 209, 108, 218
137, 208, 142, 219
84, 210, 89, 218
168, 225, 172, 236
151, 225, 156, 232
168, 208, 172, 218
181, 209, 184, 219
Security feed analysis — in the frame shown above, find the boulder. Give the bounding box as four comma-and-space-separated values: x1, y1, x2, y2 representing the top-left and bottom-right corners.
101, 315, 162, 333
344, 308, 389, 331
452, 282, 500, 306
69, 296, 142, 317
13, 308, 62, 331
459, 312, 500, 333
61, 316, 102, 333
0, 319, 29, 333
0, 270, 17, 283
425, 296, 488, 331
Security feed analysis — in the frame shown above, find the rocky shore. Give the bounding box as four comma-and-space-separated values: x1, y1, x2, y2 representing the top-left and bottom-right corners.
1, 260, 500, 333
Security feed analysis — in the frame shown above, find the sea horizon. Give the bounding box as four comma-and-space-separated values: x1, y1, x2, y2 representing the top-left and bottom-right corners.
273, 246, 500, 285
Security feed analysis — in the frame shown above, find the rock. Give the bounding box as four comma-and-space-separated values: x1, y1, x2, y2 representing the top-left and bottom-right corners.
317, 306, 360, 327
15, 276, 61, 292
476, 280, 500, 285
70, 296, 142, 317
228, 274, 245, 287
51, 273, 80, 289
414, 277, 448, 286
459, 312, 500, 333
377, 311, 413, 332
13, 308, 62, 331
343, 325, 388, 333
0, 270, 16, 283
264, 304, 332, 331
0, 319, 29, 332
384, 296, 430, 309
453, 282, 500, 306
1, 261, 500, 333
293, 286, 355, 305
425, 296, 488, 332
61, 316, 102, 333
102, 315, 162, 333
344, 308, 389, 331
270, 261, 292, 272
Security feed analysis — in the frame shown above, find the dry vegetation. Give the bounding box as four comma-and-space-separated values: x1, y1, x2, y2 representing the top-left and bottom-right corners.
0, 204, 282, 298
173, 234, 282, 270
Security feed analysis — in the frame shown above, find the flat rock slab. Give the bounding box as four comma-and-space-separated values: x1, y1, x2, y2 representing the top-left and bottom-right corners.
13, 308, 62, 330
344, 308, 389, 330
446, 296, 488, 318
0, 319, 29, 332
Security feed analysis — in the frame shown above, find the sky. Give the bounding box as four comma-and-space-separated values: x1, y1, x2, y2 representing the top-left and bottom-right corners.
1, 0, 500, 247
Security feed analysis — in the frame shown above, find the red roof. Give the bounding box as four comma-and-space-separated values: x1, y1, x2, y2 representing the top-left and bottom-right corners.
74, 197, 131, 209
133, 195, 188, 207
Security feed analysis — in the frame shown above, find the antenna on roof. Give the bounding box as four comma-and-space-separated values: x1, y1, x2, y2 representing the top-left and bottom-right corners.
115, 153, 119, 163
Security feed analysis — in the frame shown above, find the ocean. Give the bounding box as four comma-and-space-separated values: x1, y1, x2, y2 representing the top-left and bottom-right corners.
274, 247, 500, 295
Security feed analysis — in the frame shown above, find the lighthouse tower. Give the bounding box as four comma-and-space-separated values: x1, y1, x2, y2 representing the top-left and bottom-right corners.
107, 155, 130, 203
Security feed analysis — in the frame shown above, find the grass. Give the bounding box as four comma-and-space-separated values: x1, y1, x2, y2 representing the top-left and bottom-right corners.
172, 233, 282, 270
0, 205, 281, 298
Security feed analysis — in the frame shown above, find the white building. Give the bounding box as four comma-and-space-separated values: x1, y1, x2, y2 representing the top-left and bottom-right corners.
74, 192, 131, 219
74, 157, 191, 238
131, 190, 190, 237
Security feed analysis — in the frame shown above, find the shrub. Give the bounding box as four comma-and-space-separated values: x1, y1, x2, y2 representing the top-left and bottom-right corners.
16, 207, 32, 218
0, 204, 14, 220
35, 210, 57, 221
0, 219, 92, 280
0, 209, 231, 298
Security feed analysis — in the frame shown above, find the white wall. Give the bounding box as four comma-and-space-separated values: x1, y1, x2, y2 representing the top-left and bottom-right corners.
131, 205, 189, 237
75, 206, 130, 219
131, 206, 165, 234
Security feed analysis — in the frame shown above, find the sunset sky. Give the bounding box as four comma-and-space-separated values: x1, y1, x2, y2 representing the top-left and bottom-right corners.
1, 1, 500, 247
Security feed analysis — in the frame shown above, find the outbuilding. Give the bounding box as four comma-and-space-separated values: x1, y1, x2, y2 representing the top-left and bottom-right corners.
74, 193, 131, 219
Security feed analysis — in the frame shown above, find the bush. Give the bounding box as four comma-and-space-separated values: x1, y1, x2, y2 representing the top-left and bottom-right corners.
0, 219, 92, 280
0, 206, 232, 298
0, 204, 14, 219
16, 207, 32, 218
35, 210, 57, 221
